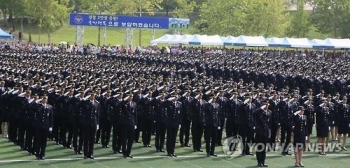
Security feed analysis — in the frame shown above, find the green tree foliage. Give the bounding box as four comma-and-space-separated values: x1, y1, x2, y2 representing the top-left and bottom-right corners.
312, 0, 350, 38
196, 0, 288, 36
161, 0, 179, 16
173, 0, 196, 18
286, 0, 310, 37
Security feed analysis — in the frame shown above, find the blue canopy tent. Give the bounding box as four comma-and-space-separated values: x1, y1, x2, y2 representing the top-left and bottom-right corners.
233, 35, 269, 47
266, 37, 284, 47
0, 28, 14, 39
188, 34, 203, 45
223, 36, 236, 45
309, 39, 329, 49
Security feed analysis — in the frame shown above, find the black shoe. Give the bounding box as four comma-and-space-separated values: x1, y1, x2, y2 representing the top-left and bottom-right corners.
246, 152, 253, 156
66, 145, 72, 149
147, 145, 151, 148
127, 155, 133, 158
135, 140, 141, 143
95, 141, 100, 144
210, 153, 217, 157
118, 150, 122, 154
105, 145, 109, 148
283, 152, 291, 156
89, 156, 94, 159
299, 164, 304, 167
258, 163, 264, 167
197, 149, 203, 152
78, 151, 83, 155
172, 154, 177, 157
184, 144, 191, 147
262, 164, 268, 167
40, 157, 45, 160
159, 149, 165, 153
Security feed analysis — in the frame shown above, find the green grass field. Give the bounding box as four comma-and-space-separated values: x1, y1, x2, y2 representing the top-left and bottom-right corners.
3, 19, 330, 47
1, 131, 350, 168
8, 22, 171, 46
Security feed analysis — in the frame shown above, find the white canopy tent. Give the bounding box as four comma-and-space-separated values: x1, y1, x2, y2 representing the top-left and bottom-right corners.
323, 38, 350, 49
150, 34, 350, 49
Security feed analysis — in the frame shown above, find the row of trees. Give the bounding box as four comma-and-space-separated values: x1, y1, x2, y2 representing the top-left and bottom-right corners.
0, 0, 350, 43
196, 0, 350, 38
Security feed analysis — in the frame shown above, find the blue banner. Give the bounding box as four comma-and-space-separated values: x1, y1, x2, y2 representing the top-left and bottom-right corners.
69, 13, 119, 27
117, 16, 169, 29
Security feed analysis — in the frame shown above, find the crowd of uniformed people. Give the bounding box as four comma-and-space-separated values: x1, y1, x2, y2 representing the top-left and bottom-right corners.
0, 50, 349, 167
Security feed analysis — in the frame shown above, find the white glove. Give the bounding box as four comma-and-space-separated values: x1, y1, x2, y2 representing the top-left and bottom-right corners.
278, 123, 280, 126
292, 126, 295, 129
332, 121, 335, 124
179, 125, 181, 129
97, 125, 99, 130
348, 124, 350, 128
135, 126, 137, 129
305, 136, 308, 141
328, 127, 331, 131
49, 127, 52, 132
253, 127, 255, 130
154, 120, 156, 123
225, 118, 227, 122
218, 126, 221, 130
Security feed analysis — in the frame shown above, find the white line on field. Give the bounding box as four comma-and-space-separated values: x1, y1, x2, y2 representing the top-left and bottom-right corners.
0, 153, 349, 163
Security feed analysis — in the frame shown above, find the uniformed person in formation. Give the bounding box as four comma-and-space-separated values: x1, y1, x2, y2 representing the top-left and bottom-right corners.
227, 92, 242, 151
120, 94, 137, 158
280, 96, 297, 155
33, 95, 53, 160
316, 101, 330, 155
142, 91, 156, 147
165, 95, 181, 157
179, 90, 193, 147
240, 96, 256, 155
336, 96, 349, 151
81, 92, 100, 159
192, 93, 206, 152
216, 90, 227, 146
111, 92, 123, 154
99, 90, 112, 148
72, 90, 84, 155
154, 93, 167, 152
205, 96, 220, 157
292, 106, 307, 167
18, 90, 31, 151
268, 93, 280, 151
254, 101, 270, 167
303, 98, 314, 151
0, 81, 8, 138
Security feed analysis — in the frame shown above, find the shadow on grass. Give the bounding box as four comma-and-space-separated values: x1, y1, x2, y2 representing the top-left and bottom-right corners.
331, 155, 350, 160
0, 149, 23, 155
95, 152, 115, 157
48, 158, 82, 165
0, 161, 34, 167
173, 156, 206, 162
45, 153, 75, 159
